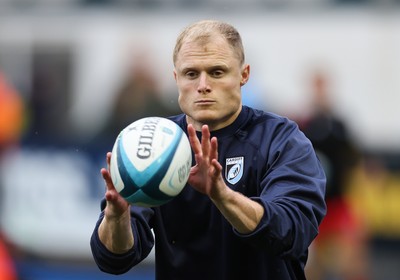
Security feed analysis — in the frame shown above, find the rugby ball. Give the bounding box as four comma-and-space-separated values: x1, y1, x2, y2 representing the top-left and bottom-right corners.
110, 117, 192, 207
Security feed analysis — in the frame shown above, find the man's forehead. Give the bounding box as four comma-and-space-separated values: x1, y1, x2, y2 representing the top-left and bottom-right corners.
176, 43, 233, 66
179, 37, 233, 57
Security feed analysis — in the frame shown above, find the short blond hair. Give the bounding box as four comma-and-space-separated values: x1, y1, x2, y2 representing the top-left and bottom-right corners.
173, 20, 245, 66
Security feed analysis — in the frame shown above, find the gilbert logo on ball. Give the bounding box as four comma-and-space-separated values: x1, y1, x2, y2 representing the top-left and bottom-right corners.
110, 117, 192, 207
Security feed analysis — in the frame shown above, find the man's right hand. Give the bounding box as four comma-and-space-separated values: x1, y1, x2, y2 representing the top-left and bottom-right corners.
102, 152, 130, 219
98, 152, 134, 254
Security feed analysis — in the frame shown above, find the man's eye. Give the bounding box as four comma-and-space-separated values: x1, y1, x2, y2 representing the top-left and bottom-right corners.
211, 70, 224, 78
185, 71, 198, 78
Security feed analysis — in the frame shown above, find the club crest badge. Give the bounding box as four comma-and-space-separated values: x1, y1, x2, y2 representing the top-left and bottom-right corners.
225, 157, 244, 185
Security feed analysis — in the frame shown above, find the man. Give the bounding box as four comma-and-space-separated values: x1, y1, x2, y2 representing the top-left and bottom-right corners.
91, 20, 326, 280
299, 70, 365, 280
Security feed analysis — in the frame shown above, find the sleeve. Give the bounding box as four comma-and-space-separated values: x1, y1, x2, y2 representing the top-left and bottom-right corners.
234, 119, 327, 259
90, 200, 155, 275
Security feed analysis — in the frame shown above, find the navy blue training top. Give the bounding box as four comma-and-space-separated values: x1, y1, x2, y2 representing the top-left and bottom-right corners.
91, 105, 326, 280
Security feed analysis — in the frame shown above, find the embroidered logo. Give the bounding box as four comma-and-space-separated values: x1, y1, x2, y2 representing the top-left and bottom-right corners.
225, 157, 244, 185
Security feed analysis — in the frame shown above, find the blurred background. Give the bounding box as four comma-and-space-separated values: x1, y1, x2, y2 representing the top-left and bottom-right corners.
0, 1, 400, 279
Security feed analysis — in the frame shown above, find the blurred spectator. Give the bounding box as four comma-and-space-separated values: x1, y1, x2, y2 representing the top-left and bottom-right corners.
298, 70, 360, 199
93, 50, 180, 152
296, 70, 369, 280
0, 71, 22, 280
25, 47, 73, 146
0, 72, 24, 154
0, 235, 17, 280
346, 155, 400, 238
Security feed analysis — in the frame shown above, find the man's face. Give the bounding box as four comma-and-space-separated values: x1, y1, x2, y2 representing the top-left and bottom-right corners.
174, 36, 249, 131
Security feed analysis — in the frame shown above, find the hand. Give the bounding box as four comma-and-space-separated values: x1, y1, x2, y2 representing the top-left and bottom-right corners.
98, 152, 134, 253
187, 124, 264, 233
101, 152, 130, 220
187, 124, 227, 199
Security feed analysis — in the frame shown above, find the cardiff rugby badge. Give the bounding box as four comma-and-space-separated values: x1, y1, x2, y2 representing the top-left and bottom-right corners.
225, 157, 244, 185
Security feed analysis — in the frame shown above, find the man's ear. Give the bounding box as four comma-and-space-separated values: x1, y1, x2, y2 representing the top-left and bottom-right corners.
240, 64, 250, 86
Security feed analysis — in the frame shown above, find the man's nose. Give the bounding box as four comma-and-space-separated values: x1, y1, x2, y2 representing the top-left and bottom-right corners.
197, 73, 211, 94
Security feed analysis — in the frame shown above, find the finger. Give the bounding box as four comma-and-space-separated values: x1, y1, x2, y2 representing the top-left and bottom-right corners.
187, 124, 202, 155
201, 125, 211, 158
210, 136, 218, 161
101, 167, 110, 180
101, 168, 115, 192
210, 158, 223, 177
106, 152, 112, 170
